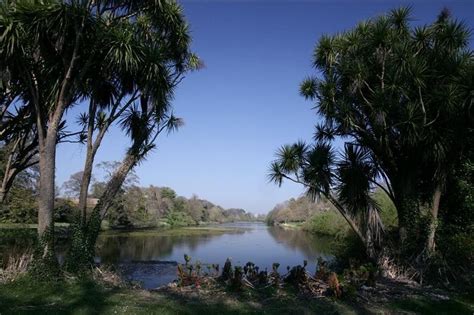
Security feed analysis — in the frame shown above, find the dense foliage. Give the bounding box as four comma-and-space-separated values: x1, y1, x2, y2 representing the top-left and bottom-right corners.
269, 7, 473, 282
266, 196, 334, 225
101, 185, 257, 228
0, 0, 200, 274
267, 189, 396, 238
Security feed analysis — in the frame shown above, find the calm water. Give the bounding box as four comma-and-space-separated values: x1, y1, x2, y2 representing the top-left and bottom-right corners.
95, 222, 335, 288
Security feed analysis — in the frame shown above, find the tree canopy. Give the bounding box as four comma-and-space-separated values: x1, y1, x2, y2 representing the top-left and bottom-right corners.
270, 7, 473, 259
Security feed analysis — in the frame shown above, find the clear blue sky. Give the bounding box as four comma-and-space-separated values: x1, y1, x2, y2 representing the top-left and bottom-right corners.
56, 0, 474, 214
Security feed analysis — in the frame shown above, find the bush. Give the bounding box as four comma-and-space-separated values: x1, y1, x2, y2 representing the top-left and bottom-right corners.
0, 187, 37, 223
54, 199, 77, 223
166, 211, 196, 227
433, 231, 474, 286
332, 232, 370, 271
303, 210, 349, 237
373, 189, 398, 229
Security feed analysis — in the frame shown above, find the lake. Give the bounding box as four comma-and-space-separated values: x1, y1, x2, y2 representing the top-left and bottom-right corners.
95, 222, 335, 289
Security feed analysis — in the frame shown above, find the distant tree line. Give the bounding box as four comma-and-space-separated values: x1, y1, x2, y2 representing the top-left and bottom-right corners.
0, 158, 258, 227
266, 196, 334, 225
91, 185, 258, 228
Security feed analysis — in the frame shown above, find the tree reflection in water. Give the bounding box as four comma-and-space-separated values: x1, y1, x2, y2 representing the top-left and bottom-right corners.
93, 223, 337, 288
96, 224, 335, 268
266, 226, 335, 258
97, 233, 235, 264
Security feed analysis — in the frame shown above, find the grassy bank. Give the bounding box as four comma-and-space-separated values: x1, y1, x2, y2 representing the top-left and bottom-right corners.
275, 222, 303, 229
0, 276, 472, 314
0, 222, 70, 229
302, 210, 349, 237
101, 226, 247, 237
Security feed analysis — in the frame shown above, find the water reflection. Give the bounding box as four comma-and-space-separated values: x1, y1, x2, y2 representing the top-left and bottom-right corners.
1, 223, 336, 288
97, 233, 236, 264
267, 226, 335, 257
96, 223, 335, 270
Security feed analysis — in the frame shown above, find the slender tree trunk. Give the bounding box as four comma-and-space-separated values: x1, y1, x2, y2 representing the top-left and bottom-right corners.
426, 186, 441, 254
37, 135, 56, 238
0, 170, 12, 203
36, 100, 69, 257
77, 93, 133, 223
78, 127, 108, 223
0, 189, 6, 204
65, 152, 139, 271
78, 150, 95, 224
0, 168, 16, 204
93, 153, 138, 220
0, 138, 19, 203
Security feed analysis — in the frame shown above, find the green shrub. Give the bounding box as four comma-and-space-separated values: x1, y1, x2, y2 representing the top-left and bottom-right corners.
0, 187, 37, 223
54, 199, 77, 223
303, 210, 349, 237
332, 232, 369, 271
166, 211, 196, 227
372, 189, 398, 229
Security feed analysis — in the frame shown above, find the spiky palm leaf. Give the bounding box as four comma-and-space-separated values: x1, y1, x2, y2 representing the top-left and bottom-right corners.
302, 143, 334, 200
335, 144, 376, 216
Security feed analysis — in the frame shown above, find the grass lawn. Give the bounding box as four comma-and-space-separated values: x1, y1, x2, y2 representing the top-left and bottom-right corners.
1, 277, 473, 315
100, 226, 247, 238
0, 223, 70, 229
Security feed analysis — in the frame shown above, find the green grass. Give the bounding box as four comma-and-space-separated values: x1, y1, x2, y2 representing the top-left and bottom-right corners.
0, 277, 352, 315
0, 222, 70, 229
390, 295, 474, 315
1, 276, 471, 315
0, 223, 245, 239
303, 210, 349, 237
100, 226, 246, 238
276, 222, 303, 229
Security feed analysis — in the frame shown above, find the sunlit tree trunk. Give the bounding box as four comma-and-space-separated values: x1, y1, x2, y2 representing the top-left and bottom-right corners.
37, 133, 57, 246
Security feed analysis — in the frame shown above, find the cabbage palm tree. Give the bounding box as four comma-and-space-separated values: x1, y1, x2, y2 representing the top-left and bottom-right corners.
73, 1, 200, 225
294, 7, 472, 255
0, 0, 197, 261
269, 141, 384, 257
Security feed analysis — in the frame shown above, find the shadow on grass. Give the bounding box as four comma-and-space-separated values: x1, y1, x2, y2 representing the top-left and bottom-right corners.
0, 277, 115, 314
136, 286, 372, 315
390, 296, 474, 315
2, 278, 469, 315
0, 277, 371, 315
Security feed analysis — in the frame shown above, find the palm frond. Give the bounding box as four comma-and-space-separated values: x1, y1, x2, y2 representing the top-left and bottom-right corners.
267, 161, 284, 187
335, 144, 376, 215
302, 143, 334, 198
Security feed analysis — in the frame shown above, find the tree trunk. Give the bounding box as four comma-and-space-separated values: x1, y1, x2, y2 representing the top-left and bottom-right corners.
0, 166, 22, 204
0, 140, 17, 204
0, 189, 5, 204
93, 153, 138, 220
37, 135, 56, 238
35, 132, 59, 266
78, 126, 107, 224
426, 186, 441, 254
78, 150, 95, 224
0, 170, 12, 203
65, 152, 139, 272
391, 180, 419, 245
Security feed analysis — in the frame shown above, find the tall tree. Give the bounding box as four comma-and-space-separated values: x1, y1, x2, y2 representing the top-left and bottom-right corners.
0, 0, 198, 260
286, 7, 472, 256
269, 142, 384, 257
